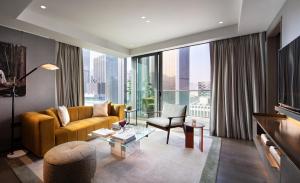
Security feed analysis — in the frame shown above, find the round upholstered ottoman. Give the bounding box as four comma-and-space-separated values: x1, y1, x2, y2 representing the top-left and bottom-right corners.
43, 141, 96, 183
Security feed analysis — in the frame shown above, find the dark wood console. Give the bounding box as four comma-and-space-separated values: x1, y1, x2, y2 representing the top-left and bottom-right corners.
253, 112, 300, 183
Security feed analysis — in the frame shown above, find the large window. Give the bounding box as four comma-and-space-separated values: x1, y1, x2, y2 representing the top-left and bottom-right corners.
125, 55, 159, 118
162, 44, 211, 128
83, 48, 125, 105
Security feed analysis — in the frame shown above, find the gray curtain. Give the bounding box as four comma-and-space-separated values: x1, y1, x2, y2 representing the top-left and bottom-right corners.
56, 42, 84, 107
210, 33, 266, 140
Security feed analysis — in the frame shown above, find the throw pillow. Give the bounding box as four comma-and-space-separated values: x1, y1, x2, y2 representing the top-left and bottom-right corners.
93, 101, 109, 117
57, 106, 70, 126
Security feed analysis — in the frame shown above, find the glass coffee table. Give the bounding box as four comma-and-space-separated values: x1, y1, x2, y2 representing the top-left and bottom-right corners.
89, 125, 155, 158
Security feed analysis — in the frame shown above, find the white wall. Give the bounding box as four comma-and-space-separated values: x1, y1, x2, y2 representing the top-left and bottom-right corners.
281, 0, 300, 47
269, 0, 300, 47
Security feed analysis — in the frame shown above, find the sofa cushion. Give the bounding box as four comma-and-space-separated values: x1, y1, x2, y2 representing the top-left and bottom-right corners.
101, 116, 120, 128
67, 107, 79, 122
110, 104, 125, 120
45, 108, 61, 129
78, 106, 93, 120
64, 119, 98, 131
55, 128, 71, 145
54, 116, 120, 145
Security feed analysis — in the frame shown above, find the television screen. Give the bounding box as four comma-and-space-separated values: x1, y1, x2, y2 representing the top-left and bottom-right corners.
278, 36, 300, 111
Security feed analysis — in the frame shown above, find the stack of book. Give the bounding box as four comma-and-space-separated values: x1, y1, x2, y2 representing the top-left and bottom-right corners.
92, 129, 115, 137
111, 130, 136, 144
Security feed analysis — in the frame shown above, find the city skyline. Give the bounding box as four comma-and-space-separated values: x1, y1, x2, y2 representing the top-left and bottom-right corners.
83, 49, 124, 103
83, 46, 211, 128
162, 43, 210, 91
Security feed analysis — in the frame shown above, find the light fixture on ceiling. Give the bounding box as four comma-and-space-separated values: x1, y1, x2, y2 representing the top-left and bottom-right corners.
218, 21, 224, 24
141, 16, 146, 19
146, 20, 151, 23
40, 5, 47, 9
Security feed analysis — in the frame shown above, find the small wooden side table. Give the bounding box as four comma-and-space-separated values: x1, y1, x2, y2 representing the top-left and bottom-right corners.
124, 109, 137, 125
184, 121, 205, 152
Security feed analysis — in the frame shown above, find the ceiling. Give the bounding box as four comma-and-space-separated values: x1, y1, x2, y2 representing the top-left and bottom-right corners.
20, 0, 241, 49
0, 0, 287, 56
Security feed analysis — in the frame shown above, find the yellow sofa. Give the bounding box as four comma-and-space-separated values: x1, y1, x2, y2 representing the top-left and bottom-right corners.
21, 104, 125, 157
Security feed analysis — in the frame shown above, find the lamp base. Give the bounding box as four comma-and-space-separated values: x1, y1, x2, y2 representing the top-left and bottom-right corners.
7, 149, 27, 159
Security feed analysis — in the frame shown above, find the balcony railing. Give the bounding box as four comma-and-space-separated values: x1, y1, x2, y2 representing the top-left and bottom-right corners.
134, 90, 211, 129
162, 90, 211, 128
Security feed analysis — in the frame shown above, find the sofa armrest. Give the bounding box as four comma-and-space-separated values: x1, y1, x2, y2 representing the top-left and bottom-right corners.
110, 104, 125, 120
21, 112, 55, 157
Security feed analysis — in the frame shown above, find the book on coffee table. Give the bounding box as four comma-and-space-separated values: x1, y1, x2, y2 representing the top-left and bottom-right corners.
93, 129, 115, 137
111, 130, 136, 144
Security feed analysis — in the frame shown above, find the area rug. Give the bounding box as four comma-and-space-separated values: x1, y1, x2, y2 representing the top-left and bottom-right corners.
7, 130, 221, 183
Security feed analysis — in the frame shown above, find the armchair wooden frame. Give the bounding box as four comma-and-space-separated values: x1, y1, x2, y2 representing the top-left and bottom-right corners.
146, 111, 187, 144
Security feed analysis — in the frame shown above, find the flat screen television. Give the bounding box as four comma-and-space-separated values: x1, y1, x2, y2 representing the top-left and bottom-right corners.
278, 35, 300, 111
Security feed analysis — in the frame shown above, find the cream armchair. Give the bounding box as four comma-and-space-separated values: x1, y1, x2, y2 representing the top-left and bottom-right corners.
146, 103, 187, 144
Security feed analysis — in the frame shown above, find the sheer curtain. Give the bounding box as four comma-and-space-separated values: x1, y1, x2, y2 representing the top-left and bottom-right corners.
210, 33, 266, 140
56, 42, 84, 106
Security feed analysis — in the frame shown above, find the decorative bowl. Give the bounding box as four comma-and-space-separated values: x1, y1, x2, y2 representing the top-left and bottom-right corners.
119, 120, 127, 127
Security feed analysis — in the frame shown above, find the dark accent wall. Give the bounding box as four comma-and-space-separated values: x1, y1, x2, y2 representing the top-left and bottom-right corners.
266, 33, 280, 113
0, 25, 56, 152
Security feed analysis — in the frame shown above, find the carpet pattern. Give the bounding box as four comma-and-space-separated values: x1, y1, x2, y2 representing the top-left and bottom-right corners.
7, 130, 220, 183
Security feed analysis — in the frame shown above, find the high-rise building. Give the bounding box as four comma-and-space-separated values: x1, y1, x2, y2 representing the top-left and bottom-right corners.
162, 50, 178, 91
178, 47, 189, 90
93, 55, 106, 98
82, 49, 90, 93
178, 47, 190, 105
106, 55, 119, 103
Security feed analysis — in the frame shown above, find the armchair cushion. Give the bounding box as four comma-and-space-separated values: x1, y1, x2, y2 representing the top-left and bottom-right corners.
146, 117, 183, 127
161, 103, 187, 123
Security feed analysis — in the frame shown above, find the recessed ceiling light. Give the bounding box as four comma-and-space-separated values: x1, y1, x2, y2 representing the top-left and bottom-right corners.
141, 16, 146, 19
219, 21, 223, 24
40, 5, 47, 9
146, 20, 151, 23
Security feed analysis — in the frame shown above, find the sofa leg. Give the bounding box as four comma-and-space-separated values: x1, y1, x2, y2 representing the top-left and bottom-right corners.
166, 129, 170, 144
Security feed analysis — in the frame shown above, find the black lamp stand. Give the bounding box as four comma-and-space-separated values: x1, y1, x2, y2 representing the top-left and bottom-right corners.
7, 67, 39, 158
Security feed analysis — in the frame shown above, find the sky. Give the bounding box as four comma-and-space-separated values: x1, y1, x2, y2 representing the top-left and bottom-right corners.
189, 43, 211, 89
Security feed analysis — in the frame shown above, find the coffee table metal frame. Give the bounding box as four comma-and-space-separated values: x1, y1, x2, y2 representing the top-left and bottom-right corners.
89, 125, 154, 158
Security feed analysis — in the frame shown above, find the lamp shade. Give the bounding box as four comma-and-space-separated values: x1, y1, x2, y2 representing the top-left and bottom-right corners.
40, 64, 59, 70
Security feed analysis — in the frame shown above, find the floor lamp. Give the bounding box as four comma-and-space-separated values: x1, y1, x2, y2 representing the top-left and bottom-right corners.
7, 63, 59, 159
